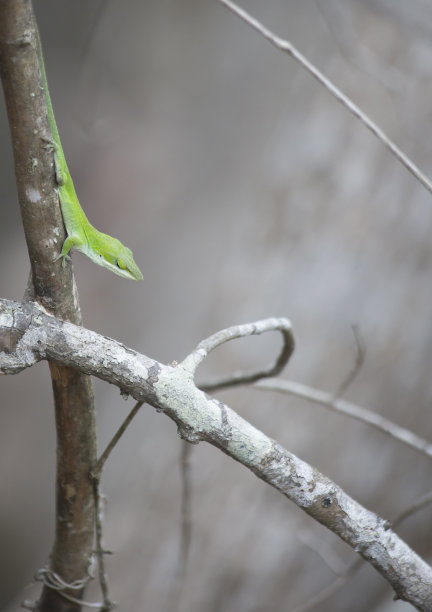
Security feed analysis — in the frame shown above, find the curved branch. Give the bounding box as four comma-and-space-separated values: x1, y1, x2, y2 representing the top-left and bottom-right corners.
1, 298, 432, 611
180, 317, 294, 391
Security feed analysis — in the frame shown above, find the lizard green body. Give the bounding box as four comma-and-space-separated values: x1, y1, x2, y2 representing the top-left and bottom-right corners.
37, 28, 143, 281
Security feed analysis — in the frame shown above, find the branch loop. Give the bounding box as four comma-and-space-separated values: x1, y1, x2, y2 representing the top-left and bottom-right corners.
179, 317, 294, 392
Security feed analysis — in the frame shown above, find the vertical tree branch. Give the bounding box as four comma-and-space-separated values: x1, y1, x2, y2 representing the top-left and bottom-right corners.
0, 1, 97, 610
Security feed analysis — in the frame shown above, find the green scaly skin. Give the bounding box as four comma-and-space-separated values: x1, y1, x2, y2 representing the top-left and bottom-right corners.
37, 27, 143, 281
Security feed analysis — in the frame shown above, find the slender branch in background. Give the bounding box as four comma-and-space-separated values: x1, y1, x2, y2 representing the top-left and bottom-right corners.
218, 0, 432, 197
254, 378, 432, 460
168, 442, 193, 612
313, 0, 406, 95
91, 480, 115, 612
190, 317, 294, 392
178, 442, 193, 582
89, 400, 144, 610
289, 559, 363, 612
90, 401, 144, 482
392, 489, 432, 526
333, 325, 365, 399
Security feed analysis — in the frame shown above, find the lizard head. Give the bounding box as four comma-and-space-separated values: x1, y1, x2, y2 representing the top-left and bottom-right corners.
92, 233, 143, 281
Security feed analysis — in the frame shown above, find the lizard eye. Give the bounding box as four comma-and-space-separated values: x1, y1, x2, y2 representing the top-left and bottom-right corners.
115, 260, 121, 269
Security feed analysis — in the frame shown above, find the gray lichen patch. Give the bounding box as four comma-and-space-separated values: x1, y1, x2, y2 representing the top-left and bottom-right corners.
154, 365, 223, 434
154, 364, 272, 464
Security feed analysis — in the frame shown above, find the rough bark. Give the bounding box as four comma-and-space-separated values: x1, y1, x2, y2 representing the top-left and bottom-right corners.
1, 298, 431, 612
0, 2, 96, 610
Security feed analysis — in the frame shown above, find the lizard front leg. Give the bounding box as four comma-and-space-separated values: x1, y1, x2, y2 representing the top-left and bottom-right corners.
55, 235, 82, 267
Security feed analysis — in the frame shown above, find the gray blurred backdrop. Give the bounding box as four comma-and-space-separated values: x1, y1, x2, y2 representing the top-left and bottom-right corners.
1, 1, 432, 610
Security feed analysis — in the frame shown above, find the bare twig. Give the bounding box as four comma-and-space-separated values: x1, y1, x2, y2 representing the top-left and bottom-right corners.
333, 325, 365, 398
218, 0, 432, 196
181, 317, 294, 392
168, 442, 193, 612
89, 400, 144, 610
178, 442, 193, 580
91, 401, 144, 482
297, 530, 347, 575
255, 378, 432, 460
313, 0, 406, 95
91, 480, 115, 612
288, 559, 362, 612
392, 490, 432, 527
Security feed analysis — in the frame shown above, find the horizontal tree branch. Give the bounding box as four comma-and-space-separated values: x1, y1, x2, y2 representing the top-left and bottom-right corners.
1, 298, 432, 611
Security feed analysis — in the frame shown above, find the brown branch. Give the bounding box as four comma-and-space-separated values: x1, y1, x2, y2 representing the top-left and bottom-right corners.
0, 2, 97, 610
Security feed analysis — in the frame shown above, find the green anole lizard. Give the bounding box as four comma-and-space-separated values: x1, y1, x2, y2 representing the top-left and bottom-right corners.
36, 26, 143, 281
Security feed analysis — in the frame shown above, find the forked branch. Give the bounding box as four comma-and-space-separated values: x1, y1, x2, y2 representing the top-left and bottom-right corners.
1, 298, 432, 611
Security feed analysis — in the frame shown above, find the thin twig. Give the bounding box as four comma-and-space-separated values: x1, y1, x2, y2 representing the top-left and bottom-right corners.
392, 490, 432, 527
91, 401, 144, 481
313, 0, 406, 95
179, 441, 193, 578
288, 559, 362, 612
218, 0, 432, 196
168, 442, 193, 612
254, 378, 432, 460
92, 480, 115, 611
333, 325, 365, 399
180, 317, 294, 392
89, 400, 144, 610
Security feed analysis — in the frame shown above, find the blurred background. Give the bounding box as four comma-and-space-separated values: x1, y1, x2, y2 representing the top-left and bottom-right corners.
1, 0, 432, 610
